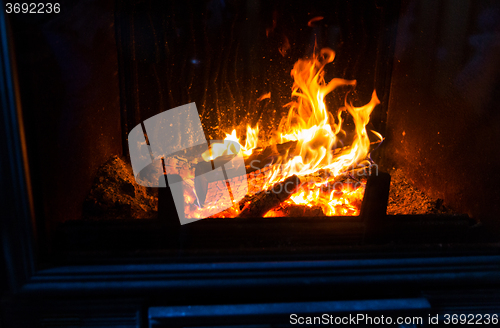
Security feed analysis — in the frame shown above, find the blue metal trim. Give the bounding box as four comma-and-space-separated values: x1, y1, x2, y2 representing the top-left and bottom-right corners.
0, 0, 35, 293
20, 255, 500, 295
149, 298, 431, 318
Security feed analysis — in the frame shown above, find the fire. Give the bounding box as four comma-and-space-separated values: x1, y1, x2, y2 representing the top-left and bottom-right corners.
275, 48, 379, 178
196, 47, 380, 217
287, 182, 365, 215
201, 124, 260, 161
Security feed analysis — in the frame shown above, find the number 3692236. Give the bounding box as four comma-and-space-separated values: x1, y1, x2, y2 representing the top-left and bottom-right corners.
5, 3, 60, 14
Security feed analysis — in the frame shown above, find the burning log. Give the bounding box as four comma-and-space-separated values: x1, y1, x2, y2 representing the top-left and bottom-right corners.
194, 136, 379, 208
299, 164, 373, 189
243, 140, 297, 172
265, 204, 326, 217
238, 175, 301, 218
193, 141, 297, 207
243, 139, 380, 174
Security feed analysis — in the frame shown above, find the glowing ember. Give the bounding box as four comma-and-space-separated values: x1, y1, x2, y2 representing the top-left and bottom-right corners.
191, 47, 381, 218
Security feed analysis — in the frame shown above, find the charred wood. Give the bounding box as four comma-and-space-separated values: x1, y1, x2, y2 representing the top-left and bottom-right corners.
238, 175, 301, 218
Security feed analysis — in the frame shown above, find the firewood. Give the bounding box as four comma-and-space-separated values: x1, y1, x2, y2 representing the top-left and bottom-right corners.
265, 204, 326, 217
242, 139, 380, 173
238, 175, 301, 218
298, 164, 372, 188
193, 141, 295, 206
243, 140, 297, 172
193, 137, 378, 208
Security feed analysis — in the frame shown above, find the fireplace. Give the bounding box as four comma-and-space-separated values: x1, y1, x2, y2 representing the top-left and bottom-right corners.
2, 0, 500, 326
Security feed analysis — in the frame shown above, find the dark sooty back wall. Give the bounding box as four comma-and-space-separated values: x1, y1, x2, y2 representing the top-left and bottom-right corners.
10, 0, 122, 226
383, 0, 500, 228
121, 0, 399, 142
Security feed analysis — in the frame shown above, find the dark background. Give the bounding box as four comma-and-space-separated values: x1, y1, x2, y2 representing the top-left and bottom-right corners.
9, 0, 122, 234
122, 0, 398, 141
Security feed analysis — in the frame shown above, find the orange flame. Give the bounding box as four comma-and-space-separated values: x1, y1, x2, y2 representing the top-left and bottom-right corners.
257, 92, 271, 101
307, 16, 324, 27
271, 48, 379, 179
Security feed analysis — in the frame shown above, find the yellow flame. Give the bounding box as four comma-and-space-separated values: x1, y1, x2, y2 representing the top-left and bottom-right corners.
269, 48, 379, 180
288, 183, 364, 216
202, 125, 260, 161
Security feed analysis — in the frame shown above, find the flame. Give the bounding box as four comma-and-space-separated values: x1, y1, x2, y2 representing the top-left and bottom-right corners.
193, 47, 380, 217
202, 125, 260, 161
257, 92, 271, 101
270, 48, 379, 180
307, 16, 324, 27
288, 182, 364, 216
